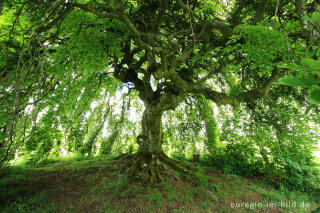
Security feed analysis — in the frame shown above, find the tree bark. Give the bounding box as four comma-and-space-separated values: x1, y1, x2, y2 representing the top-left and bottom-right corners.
138, 105, 163, 154
127, 96, 191, 184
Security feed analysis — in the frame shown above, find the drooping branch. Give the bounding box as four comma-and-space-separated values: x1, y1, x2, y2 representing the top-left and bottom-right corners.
74, 1, 233, 87
72, 3, 116, 19
113, 0, 164, 53
0, 41, 8, 76
196, 20, 233, 42
36, 5, 74, 34
75, 2, 163, 54
174, 18, 232, 61
82, 97, 111, 155
164, 19, 232, 81
119, 16, 163, 53
191, 69, 284, 107
199, 97, 221, 152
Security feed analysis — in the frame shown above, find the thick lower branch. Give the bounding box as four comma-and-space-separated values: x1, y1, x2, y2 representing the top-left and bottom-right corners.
191, 69, 283, 107
73, 3, 116, 19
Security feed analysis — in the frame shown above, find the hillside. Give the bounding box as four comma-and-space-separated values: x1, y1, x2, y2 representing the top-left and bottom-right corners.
1, 155, 319, 213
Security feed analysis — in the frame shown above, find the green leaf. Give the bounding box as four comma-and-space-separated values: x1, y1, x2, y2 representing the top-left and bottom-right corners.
301, 58, 320, 70
311, 12, 320, 23
279, 77, 319, 87
76, 0, 89, 3
298, 78, 320, 86
279, 77, 301, 86
277, 63, 306, 71
310, 88, 320, 104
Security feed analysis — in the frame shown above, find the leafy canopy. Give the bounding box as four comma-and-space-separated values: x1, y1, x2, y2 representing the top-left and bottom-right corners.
0, 0, 319, 192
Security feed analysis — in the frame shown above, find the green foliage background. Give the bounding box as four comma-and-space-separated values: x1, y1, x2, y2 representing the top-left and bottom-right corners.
0, 0, 319, 196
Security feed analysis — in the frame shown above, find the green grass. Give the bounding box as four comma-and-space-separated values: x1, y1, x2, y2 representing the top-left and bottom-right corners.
147, 189, 164, 205
1, 155, 319, 213
1, 191, 57, 213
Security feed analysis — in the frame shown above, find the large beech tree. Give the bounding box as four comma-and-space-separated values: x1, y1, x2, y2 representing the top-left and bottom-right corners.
1, 0, 319, 183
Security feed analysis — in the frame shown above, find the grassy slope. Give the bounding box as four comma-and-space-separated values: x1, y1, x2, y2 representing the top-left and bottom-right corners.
0, 155, 319, 213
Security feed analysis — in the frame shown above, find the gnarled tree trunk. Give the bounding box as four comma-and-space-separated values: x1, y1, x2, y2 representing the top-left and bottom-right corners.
128, 99, 190, 184
138, 105, 163, 155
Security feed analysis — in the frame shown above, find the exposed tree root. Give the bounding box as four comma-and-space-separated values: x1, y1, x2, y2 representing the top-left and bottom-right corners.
124, 151, 196, 185
113, 153, 135, 161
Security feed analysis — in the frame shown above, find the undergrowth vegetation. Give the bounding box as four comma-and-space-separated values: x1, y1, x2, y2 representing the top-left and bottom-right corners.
1, 155, 319, 213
